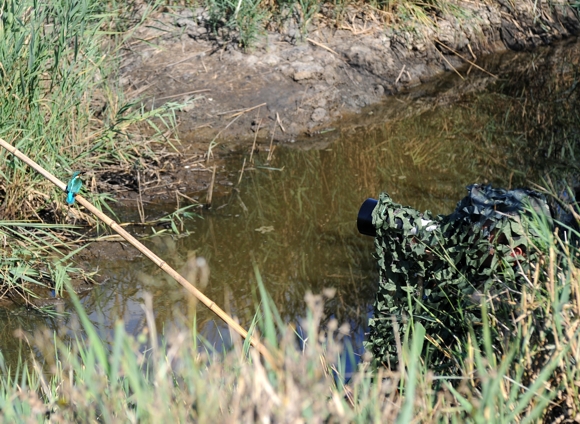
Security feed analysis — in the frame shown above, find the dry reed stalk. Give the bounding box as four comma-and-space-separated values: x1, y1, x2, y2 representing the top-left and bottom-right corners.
207, 164, 217, 206
156, 89, 211, 101
218, 102, 267, 118
164, 50, 212, 69
206, 113, 245, 162
395, 65, 406, 85
176, 191, 198, 204
250, 114, 262, 164
433, 44, 464, 80
276, 112, 285, 133
238, 157, 247, 185
434, 40, 497, 78
137, 169, 145, 223
0, 137, 279, 368
126, 34, 165, 47
306, 38, 339, 56
267, 123, 276, 162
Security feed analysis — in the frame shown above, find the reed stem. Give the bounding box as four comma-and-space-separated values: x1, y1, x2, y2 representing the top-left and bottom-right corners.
0, 137, 279, 368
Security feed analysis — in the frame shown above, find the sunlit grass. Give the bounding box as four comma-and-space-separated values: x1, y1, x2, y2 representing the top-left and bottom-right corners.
0, 0, 182, 221
0, 0, 190, 302
0, 0, 579, 420
0, 221, 90, 306
2, 225, 579, 422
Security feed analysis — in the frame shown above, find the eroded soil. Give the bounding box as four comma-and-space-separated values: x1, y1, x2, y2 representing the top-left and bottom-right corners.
121, 0, 579, 145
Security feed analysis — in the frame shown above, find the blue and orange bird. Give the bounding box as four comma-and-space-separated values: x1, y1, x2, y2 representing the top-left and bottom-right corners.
66, 171, 83, 205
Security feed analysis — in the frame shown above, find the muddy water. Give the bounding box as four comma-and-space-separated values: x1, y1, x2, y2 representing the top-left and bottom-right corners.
1, 40, 579, 365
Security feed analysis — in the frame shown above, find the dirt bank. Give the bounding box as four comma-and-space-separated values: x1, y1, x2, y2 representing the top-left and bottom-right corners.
121, 0, 579, 144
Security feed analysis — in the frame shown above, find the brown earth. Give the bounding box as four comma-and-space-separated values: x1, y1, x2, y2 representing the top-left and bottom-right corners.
121, 0, 579, 145
104, 1, 580, 203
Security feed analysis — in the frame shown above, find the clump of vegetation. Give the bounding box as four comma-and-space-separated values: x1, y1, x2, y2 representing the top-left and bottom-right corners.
2, 232, 580, 422
0, 0, 189, 303
206, 0, 269, 48
200, 0, 466, 48
0, 222, 89, 309
0, 0, 180, 222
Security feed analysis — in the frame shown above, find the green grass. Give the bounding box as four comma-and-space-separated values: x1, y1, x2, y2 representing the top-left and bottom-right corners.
0, 0, 182, 221
0, 0, 579, 420
1, 221, 579, 422
0, 221, 90, 307
207, 0, 269, 48
0, 0, 187, 302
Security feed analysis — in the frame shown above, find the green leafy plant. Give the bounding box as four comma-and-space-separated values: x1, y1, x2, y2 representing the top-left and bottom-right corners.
206, 0, 268, 48
296, 0, 320, 35
0, 221, 89, 308
0, 0, 182, 220
1, 259, 575, 421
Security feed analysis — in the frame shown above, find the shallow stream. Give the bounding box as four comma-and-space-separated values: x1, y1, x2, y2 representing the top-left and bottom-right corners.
1, 39, 579, 366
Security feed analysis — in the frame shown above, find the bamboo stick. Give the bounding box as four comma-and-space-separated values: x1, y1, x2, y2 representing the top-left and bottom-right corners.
0, 138, 278, 367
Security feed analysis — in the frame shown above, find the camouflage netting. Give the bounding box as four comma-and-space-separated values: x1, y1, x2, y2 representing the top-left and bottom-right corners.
365, 184, 552, 369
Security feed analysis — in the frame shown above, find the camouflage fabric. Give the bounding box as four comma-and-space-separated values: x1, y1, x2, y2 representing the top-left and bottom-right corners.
365, 184, 551, 368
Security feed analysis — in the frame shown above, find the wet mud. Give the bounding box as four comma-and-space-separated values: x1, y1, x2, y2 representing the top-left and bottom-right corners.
121, 0, 579, 143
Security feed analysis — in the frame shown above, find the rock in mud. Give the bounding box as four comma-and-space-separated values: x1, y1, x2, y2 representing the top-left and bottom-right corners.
292, 62, 324, 81
262, 54, 280, 66
311, 108, 327, 122
175, 18, 196, 28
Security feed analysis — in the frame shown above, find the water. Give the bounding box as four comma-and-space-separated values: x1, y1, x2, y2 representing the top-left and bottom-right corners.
1, 39, 579, 366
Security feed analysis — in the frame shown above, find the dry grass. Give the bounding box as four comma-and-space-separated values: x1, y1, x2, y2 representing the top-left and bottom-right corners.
2, 227, 580, 422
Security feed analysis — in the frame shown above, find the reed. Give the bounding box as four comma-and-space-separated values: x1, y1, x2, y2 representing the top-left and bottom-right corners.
0, 0, 187, 306
2, 228, 579, 422
0, 221, 87, 308
0, 0, 182, 221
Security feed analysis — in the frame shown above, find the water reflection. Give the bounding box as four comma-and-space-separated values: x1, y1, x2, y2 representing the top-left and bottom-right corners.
1, 39, 579, 367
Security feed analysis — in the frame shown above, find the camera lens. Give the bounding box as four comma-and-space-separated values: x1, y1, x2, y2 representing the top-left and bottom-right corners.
357, 198, 377, 237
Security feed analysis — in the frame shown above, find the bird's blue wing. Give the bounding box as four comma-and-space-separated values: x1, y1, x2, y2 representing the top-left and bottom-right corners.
69, 177, 82, 194
66, 171, 82, 205
66, 191, 75, 204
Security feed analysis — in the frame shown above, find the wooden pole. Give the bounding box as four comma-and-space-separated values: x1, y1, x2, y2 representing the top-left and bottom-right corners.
0, 138, 278, 367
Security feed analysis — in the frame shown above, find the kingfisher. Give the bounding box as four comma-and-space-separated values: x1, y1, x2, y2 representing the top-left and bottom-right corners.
66, 171, 83, 205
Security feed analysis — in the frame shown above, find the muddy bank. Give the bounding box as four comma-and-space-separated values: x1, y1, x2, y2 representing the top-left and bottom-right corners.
121, 0, 579, 142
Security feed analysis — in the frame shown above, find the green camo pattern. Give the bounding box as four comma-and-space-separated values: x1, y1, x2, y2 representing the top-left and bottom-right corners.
365, 184, 551, 368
